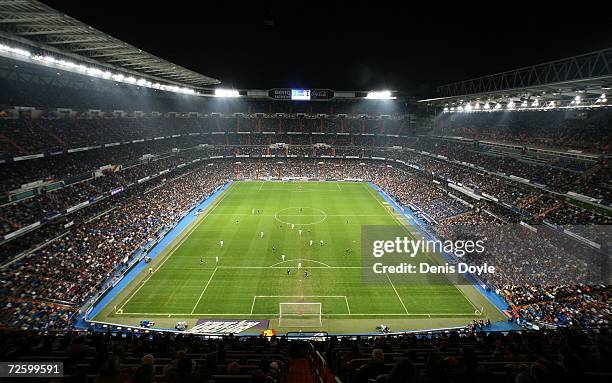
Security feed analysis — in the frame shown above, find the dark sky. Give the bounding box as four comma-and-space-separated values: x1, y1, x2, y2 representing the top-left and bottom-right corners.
41, 1, 612, 97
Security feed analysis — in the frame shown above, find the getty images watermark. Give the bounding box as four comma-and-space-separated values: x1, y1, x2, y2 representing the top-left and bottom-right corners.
371, 236, 494, 276
360, 224, 610, 286
360, 225, 494, 285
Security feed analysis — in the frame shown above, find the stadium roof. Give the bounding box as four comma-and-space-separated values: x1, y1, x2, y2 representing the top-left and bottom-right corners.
0, 0, 220, 89
418, 48, 612, 108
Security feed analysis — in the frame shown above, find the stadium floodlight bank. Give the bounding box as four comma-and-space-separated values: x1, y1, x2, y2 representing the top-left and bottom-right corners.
279, 303, 323, 328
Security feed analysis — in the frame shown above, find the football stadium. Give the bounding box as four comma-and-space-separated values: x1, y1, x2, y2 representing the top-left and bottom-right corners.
0, 1, 611, 382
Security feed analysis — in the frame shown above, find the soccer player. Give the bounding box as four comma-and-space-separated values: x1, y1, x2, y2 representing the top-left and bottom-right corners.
320, 240, 324, 246
200, 258, 204, 266
272, 245, 276, 252
215, 256, 219, 264
291, 223, 295, 230
309, 240, 313, 246
260, 231, 264, 238
304, 271, 309, 278
252, 209, 255, 215
299, 229, 303, 236
149, 267, 153, 274
282, 254, 285, 261
287, 268, 290, 276
220, 240, 224, 247
345, 248, 349, 254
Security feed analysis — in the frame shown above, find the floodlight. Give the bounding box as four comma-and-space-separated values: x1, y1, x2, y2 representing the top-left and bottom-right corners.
214, 89, 240, 98
0, 42, 201, 96
366, 90, 393, 99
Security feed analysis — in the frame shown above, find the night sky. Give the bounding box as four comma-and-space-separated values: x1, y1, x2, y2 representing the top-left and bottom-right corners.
41, 1, 612, 97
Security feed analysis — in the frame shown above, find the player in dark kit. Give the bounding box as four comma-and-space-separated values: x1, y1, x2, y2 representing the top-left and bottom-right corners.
287, 268, 290, 276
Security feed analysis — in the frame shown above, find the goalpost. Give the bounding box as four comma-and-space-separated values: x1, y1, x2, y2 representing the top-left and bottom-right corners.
278, 302, 322, 327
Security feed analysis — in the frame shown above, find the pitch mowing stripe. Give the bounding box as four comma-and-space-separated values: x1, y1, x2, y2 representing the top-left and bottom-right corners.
117, 312, 481, 317
190, 266, 218, 314
118, 183, 237, 313
210, 213, 389, 217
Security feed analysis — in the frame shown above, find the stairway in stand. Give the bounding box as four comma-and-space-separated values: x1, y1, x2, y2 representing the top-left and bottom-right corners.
287, 357, 315, 383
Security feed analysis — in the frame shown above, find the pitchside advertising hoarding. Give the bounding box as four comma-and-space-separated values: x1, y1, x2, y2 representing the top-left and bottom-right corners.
268, 88, 334, 101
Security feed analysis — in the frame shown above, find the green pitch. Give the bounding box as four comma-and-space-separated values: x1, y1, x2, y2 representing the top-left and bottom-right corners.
96, 181, 503, 333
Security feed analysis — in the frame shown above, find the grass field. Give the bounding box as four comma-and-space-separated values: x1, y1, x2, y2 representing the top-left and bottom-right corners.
96, 181, 503, 333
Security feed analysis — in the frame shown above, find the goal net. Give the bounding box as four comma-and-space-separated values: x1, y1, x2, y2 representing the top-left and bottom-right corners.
279, 302, 322, 327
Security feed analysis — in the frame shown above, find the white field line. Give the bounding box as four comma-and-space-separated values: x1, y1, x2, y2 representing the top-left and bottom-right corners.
190, 266, 218, 314
386, 274, 409, 314
250, 296, 257, 315
211, 213, 389, 217
117, 268, 156, 313
255, 295, 348, 298
117, 184, 235, 313
336, 182, 342, 191
251, 295, 346, 315
258, 181, 265, 191
363, 183, 482, 314
155, 266, 364, 272
119, 312, 481, 317
344, 296, 351, 315
269, 258, 332, 268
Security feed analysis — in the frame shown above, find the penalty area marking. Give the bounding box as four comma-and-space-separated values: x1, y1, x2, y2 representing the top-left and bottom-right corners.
250, 295, 351, 316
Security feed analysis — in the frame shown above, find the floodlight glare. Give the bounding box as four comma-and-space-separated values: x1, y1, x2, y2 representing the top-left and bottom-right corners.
214, 89, 240, 98
2, 42, 199, 96
366, 90, 393, 99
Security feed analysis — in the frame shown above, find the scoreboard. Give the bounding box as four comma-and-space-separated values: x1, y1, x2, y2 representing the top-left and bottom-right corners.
291, 89, 311, 100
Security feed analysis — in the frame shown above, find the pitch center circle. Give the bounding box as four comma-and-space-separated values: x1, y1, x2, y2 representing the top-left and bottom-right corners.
274, 207, 328, 226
